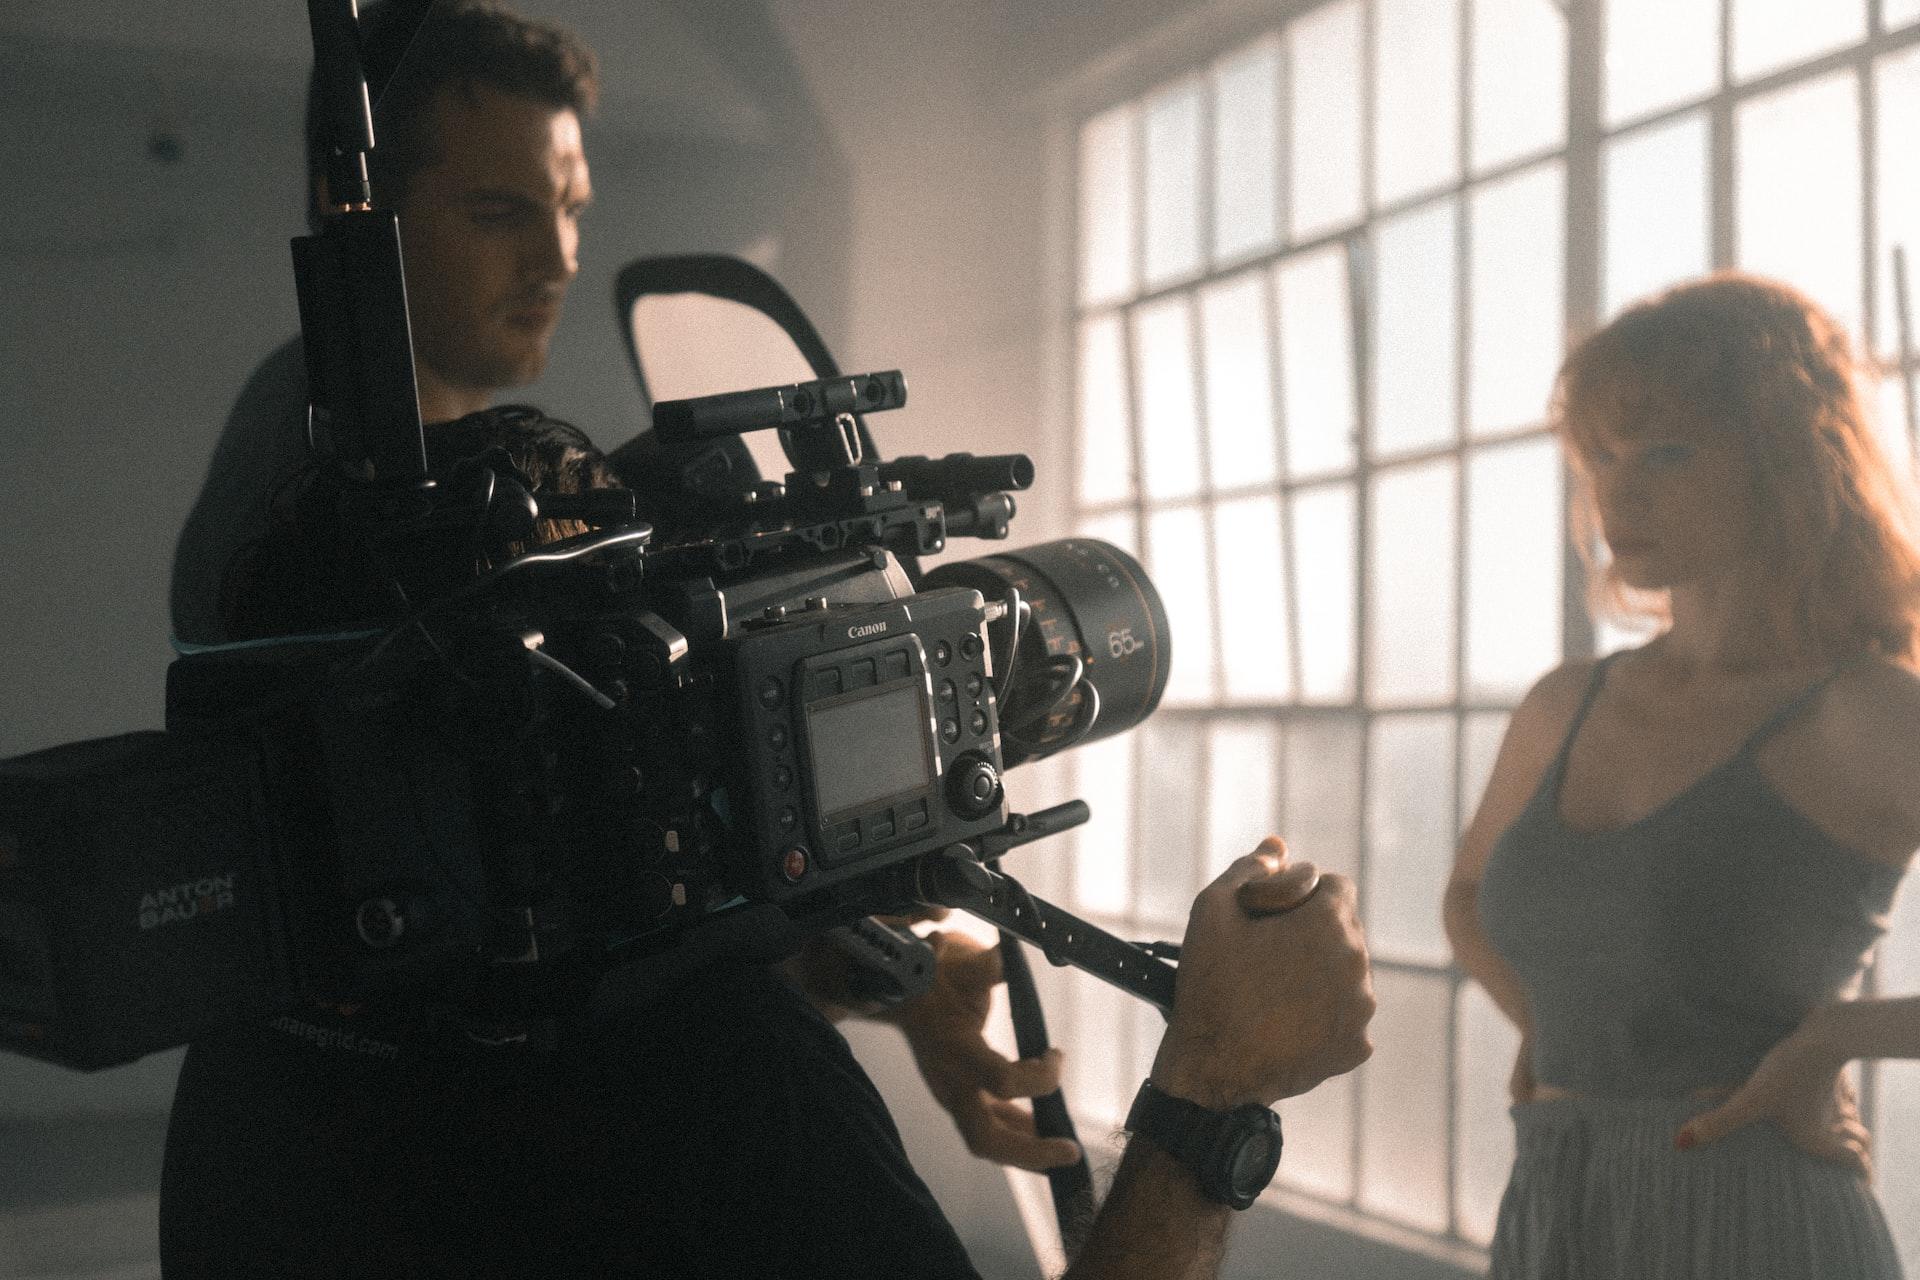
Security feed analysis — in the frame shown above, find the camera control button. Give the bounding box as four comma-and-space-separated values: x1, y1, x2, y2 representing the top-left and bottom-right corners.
772, 765, 793, 791
961, 634, 982, 660
941, 717, 961, 744
934, 641, 953, 667
969, 710, 988, 736
939, 678, 958, 703
758, 678, 785, 708
965, 673, 984, 697
945, 755, 1001, 819
778, 806, 800, 834
781, 846, 811, 883
767, 725, 789, 749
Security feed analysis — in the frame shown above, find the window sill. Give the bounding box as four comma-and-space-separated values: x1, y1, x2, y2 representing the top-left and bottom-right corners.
1006, 1135, 1489, 1279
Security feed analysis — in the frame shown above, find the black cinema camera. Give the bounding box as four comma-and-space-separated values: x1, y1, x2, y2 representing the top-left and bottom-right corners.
0, 372, 1170, 1071
0, 1, 1181, 1078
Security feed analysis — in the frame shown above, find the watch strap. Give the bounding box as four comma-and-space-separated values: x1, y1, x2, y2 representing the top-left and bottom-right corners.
1126, 1079, 1281, 1210
1126, 1079, 1216, 1167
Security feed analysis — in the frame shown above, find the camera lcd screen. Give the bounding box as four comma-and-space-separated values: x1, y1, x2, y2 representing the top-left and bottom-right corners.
806, 684, 935, 818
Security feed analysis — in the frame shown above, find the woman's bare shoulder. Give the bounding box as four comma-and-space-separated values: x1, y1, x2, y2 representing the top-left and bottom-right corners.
1826, 656, 1920, 754
1470, 658, 1610, 788
1508, 657, 1607, 744
1804, 656, 1920, 868
1452, 658, 1604, 882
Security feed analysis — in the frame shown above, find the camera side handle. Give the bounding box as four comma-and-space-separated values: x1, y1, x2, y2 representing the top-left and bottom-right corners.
916, 844, 1177, 1016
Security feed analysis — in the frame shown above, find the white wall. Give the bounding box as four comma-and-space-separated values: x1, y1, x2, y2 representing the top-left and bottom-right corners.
768, 2, 1079, 554
0, 29, 791, 1110
0, 13, 1053, 1276
0, 6, 1482, 1278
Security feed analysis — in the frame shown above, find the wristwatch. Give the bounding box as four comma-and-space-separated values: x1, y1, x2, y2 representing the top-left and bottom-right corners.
1125, 1079, 1283, 1210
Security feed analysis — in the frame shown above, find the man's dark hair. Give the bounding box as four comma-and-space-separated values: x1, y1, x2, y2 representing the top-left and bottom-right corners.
304, 0, 599, 230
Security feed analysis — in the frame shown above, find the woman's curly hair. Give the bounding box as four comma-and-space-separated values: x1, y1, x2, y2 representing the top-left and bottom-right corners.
1551, 272, 1920, 664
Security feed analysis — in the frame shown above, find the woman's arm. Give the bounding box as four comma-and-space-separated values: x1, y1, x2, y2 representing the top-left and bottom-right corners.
1674, 996, 1920, 1170
1787, 659, 1920, 1067
1680, 659, 1920, 1166
1442, 886, 1531, 1032
1801, 995, 1920, 1064
1443, 661, 1594, 1034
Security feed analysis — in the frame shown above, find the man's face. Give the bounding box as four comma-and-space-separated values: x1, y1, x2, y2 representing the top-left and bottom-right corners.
395, 82, 591, 408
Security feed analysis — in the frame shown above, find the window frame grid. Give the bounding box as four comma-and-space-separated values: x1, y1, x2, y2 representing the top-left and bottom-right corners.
1059, 0, 1920, 1257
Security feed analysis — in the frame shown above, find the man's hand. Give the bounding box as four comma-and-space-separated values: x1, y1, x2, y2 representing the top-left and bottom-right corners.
1060, 838, 1374, 1280
1150, 837, 1374, 1108
784, 917, 1077, 1170
882, 929, 1082, 1172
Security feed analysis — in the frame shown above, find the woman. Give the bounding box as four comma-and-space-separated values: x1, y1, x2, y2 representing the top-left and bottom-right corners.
1444, 273, 1920, 1279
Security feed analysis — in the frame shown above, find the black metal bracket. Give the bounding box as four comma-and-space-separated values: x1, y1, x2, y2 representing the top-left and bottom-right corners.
916, 843, 1176, 1016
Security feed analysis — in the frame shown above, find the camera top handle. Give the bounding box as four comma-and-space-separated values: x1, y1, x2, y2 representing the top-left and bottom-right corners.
614, 253, 892, 483
652, 370, 907, 473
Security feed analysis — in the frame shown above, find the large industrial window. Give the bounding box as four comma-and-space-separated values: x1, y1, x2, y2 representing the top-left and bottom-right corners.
1045, 0, 1920, 1263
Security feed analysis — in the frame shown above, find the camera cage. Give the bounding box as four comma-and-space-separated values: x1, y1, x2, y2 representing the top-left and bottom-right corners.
0, 2, 1200, 1245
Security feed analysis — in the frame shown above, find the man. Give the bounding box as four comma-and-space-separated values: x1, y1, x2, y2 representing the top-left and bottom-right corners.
168, 0, 593, 647
172, 0, 1082, 1179
161, 5, 1376, 1276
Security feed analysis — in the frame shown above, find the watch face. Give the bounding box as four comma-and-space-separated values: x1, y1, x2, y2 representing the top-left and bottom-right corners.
1228, 1126, 1282, 1197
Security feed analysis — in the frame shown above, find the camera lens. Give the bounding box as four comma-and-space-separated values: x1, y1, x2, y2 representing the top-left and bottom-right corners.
926, 538, 1169, 767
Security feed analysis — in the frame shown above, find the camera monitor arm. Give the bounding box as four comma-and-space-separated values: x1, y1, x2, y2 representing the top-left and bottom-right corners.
292, 0, 433, 488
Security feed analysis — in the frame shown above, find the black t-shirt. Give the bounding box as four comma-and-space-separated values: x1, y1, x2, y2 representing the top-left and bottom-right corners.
159, 964, 982, 1279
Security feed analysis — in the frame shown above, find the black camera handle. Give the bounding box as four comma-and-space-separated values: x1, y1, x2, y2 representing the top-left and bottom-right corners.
918, 806, 1179, 1255
917, 816, 1178, 1016
995, 926, 1094, 1254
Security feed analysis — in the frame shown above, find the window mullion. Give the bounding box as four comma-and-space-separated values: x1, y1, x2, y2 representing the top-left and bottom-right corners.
1124, 103, 1152, 937
1445, 0, 1477, 1240
1560, 0, 1605, 660
1710, 0, 1737, 267
1347, 0, 1381, 1215
1862, 45, 1882, 355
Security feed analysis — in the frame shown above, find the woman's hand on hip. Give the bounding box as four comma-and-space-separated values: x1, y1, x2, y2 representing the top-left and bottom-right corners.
1675, 1027, 1871, 1179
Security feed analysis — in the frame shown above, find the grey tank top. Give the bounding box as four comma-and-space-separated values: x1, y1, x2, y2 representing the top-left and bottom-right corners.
1477, 654, 1903, 1097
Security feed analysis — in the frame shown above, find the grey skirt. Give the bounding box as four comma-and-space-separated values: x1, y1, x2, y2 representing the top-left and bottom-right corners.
1492, 1095, 1904, 1280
